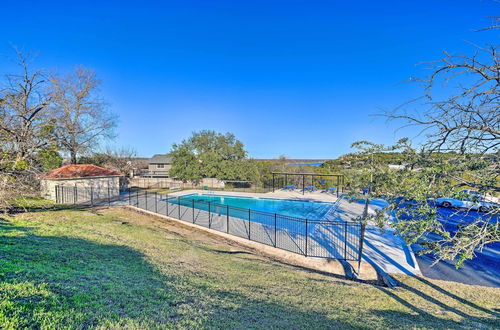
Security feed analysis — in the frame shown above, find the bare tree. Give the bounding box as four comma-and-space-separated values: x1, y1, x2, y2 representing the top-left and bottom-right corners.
0, 48, 54, 163
385, 45, 499, 155
100, 146, 137, 177
0, 48, 55, 210
50, 67, 117, 164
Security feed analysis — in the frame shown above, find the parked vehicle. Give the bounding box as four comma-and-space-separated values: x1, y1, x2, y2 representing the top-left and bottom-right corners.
436, 190, 499, 212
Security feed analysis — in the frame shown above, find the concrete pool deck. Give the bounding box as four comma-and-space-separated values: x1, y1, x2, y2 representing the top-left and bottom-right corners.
335, 198, 421, 276
162, 189, 421, 277
166, 189, 340, 203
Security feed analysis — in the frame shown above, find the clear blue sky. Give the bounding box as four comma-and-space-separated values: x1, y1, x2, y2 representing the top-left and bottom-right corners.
1, 0, 497, 158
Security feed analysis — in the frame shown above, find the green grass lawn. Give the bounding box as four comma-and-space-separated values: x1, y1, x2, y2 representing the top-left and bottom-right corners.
1, 206, 499, 329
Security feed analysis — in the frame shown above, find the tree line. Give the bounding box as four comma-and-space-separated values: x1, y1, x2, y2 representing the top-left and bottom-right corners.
167, 130, 327, 187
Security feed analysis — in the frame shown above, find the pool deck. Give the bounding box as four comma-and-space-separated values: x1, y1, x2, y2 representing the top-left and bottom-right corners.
166, 189, 421, 276
336, 198, 421, 276
168, 189, 340, 202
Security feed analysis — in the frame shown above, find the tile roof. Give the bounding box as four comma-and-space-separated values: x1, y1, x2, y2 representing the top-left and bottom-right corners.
40, 164, 122, 179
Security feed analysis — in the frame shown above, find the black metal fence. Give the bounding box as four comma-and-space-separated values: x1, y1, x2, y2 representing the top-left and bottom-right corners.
54, 185, 364, 261
271, 172, 345, 197
130, 190, 362, 261
55, 185, 120, 206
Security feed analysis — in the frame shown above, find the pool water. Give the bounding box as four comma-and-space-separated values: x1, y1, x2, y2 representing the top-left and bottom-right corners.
180, 194, 333, 219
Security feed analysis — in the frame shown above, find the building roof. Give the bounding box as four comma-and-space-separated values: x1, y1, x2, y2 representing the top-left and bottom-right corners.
40, 164, 122, 179
149, 154, 172, 164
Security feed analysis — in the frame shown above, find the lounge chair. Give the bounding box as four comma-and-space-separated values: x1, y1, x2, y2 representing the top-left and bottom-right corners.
321, 187, 337, 194
282, 184, 297, 191
302, 185, 317, 192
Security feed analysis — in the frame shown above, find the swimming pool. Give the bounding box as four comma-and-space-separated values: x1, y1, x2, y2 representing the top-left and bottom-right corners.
179, 194, 333, 219
133, 191, 361, 260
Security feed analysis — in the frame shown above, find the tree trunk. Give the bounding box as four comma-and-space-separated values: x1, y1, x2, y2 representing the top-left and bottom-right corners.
70, 151, 77, 164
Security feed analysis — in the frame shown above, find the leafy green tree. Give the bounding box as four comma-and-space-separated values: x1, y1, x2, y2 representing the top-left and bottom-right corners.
169, 130, 256, 181
36, 149, 63, 171
347, 139, 498, 267
78, 153, 109, 167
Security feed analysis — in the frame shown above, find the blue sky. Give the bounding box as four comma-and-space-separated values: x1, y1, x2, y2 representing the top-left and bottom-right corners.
1, 0, 497, 158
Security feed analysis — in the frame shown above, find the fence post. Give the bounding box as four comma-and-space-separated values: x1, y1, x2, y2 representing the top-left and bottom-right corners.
248, 209, 251, 240
358, 220, 367, 274
145, 191, 148, 210
344, 222, 348, 260
274, 213, 277, 247
90, 186, 94, 206
208, 202, 211, 228
136, 190, 139, 207
166, 194, 169, 216
155, 192, 158, 213
305, 219, 308, 257
192, 199, 195, 223
226, 205, 229, 233
128, 188, 131, 205
178, 197, 180, 219
108, 185, 111, 206
55, 186, 59, 203
74, 186, 77, 204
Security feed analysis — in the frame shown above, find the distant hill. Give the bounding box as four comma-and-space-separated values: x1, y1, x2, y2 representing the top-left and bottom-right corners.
255, 158, 331, 166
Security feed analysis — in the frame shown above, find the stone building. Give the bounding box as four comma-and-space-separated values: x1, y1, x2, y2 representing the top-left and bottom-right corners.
40, 164, 122, 202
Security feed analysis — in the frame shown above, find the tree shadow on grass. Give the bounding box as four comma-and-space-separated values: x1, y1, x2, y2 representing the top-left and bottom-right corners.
372, 285, 499, 329
2, 219, 498, 328
0, 222, 184, 327
0, 221, 354, 328
404, 276, 500, 318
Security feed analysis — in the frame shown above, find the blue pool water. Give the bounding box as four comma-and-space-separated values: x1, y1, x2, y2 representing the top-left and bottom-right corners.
180, 194, 333, 219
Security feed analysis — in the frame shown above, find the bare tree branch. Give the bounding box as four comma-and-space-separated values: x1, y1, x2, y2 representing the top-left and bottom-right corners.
49, 67, 117, 164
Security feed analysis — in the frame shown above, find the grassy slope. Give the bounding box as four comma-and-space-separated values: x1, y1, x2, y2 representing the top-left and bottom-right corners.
0, 206, 499, 329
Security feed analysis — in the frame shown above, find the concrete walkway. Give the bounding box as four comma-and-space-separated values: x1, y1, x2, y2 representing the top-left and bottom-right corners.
333, 198, 421, 276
